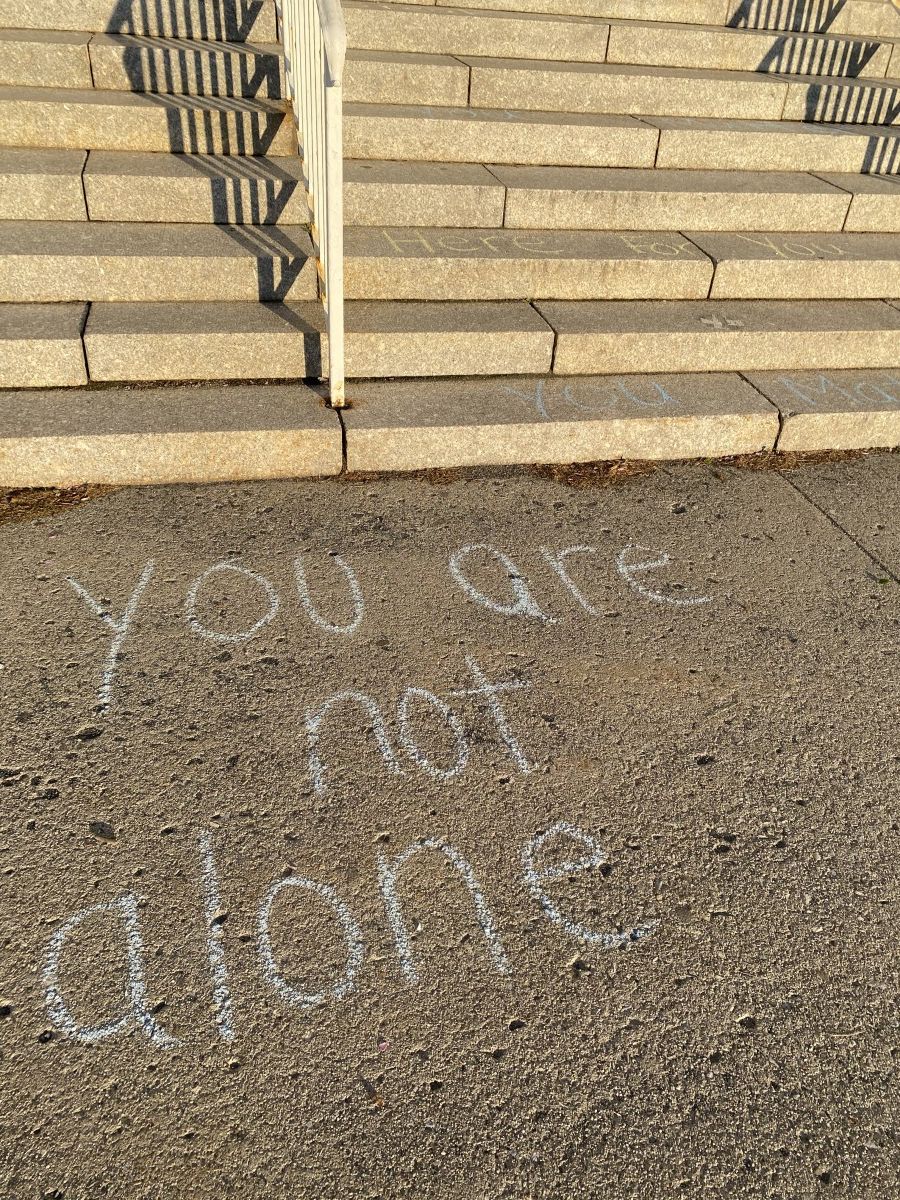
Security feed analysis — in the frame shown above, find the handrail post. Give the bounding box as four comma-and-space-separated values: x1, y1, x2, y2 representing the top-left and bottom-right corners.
323, 71, 345, 408
276, 0, 347, 409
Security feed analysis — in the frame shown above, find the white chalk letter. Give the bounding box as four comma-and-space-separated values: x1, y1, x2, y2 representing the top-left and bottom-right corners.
66, 561, 155, 712
449, 543, 550, 621
293, 552, 365, 636
522, 821, 658, 949
199, 831, 235, 1043
451, 655, 532, 774
42, 892, 176, 1046
541, 545, 604, 616
185, 560, 279, 643
257, 877, 364, 1008
378, 838, 510, 983
396, 687, 469, 781
616, 544, 712, 608
305, 690, 402, 796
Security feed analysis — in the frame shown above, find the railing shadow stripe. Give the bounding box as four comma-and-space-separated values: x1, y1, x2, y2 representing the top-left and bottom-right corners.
106, 1, 307, 304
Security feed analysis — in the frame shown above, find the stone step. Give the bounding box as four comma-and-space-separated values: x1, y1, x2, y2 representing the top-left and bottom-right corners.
77, 154, 889, 233
26, 31, 897, 125
89, 36, 501, 110
603, 18, 894, 78
781, 70, 900, 123
0, 303, 88, 387
726, 0, 900, 38
815, 169, 900, 228
88, 39, 472, 107
365, 0, 900, 39
343, 2, 612, 62
6, 85, 893, 173
87, 33, 286, 99
339, 227, 900, 300
0, 0, 278, 40
344, 104, 660, 166
344, 102, 900, 171
0, 221, 317, 302
344, 161, 508, 227
534, 297, 900, 373
0, 148, 87, 220
31, 0, 836, 37
5, 366, 899, 483
23, 297, 900, 386
689, 229, 899, 298
494, 165, 856, 230
340, 371, 779, 471
82, 300, 556, 381
464, 57, 900, 127
651, 114, 900, 173
7, 150, 895, 239
746, 368, 900, 452
82, 152, 508, 227
359, 0, 726, 29
342, 227, 714, 299
0, 383, 342, 488
83, 150, 312, 223
342, 367, 900, 470
0, 86, 297, 154
343, 3, 894, 77
0, 30, 92, 89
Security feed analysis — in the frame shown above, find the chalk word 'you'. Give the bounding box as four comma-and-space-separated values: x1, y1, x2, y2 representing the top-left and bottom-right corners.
42, 823, 658, 1047
67, 552, 365, 712
66, 542, 711, 711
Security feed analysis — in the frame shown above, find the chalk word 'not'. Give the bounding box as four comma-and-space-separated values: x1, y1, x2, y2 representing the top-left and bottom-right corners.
770, 373, 900, 411
304, 655, 532, 796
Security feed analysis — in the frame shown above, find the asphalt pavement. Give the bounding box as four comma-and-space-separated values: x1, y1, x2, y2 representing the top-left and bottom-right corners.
0, 452, 898, 1199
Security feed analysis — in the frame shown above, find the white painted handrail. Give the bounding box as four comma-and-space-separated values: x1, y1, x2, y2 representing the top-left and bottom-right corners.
276, 0, 347, 407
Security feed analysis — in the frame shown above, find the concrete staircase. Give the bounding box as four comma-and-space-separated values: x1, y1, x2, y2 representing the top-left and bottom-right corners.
1, 0, 899, 482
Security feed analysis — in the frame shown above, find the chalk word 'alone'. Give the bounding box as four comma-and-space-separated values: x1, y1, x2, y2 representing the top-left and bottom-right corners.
42, 823, 659, 1046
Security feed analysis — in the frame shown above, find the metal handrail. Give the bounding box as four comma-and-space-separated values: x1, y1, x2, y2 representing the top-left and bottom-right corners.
276, 0, 347, 407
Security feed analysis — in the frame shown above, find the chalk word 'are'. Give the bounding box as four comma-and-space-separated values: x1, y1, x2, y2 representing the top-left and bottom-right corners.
450, 542, 712, 623
42, 822, 659, 1047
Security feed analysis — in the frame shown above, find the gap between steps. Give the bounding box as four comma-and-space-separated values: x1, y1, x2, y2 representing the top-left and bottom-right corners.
77, 298, 91, 385
738, 370, 786, 451
527, 300, 560, 371
335, 403, 349, 474
679, 232, 719, 301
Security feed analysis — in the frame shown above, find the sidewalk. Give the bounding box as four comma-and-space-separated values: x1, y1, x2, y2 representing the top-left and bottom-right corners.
0, 451, 897, 1198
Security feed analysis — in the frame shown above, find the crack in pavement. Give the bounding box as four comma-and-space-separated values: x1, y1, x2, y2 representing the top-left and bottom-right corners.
777, 469, 900, 585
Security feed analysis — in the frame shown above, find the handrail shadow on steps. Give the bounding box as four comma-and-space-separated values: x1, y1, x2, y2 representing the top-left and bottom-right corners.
730, 0, 900, 171
103, 0, 318, 353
